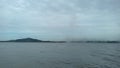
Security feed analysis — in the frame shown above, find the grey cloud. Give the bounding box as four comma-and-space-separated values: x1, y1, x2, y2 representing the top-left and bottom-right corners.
0, 0, 120, 41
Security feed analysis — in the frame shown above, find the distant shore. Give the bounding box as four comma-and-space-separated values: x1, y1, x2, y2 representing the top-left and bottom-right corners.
0, 38, 120, 43
0, 38, 66, 43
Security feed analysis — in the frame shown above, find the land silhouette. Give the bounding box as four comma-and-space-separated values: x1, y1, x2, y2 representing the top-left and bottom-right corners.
0, 38, 66, 43
0, 38, 120, 43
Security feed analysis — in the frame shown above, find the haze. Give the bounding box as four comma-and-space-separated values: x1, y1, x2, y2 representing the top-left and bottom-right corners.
0, 0, 120, 41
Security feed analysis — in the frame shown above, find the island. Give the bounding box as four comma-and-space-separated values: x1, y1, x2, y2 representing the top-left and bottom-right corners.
0, 38, 66, 43
0, 38, 120, 43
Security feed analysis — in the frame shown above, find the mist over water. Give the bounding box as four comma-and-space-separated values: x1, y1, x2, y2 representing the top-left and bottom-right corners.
0, 43, 120, 68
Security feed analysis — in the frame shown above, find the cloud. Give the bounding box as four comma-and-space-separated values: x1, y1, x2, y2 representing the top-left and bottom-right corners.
0, 0, 120, 41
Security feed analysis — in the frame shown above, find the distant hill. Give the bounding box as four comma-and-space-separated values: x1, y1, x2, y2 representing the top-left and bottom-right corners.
7, 38, 42, 42
0, 38, 66, 43
0, 38, 119, 43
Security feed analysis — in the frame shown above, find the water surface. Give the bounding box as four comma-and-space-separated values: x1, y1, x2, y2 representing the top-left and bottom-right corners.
0, 43, 120, 68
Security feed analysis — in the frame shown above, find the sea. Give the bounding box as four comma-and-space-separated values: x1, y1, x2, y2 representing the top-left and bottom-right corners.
0, 43, 120, 68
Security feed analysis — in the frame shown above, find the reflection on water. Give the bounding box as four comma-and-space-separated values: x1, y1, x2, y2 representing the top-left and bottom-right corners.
0, 43, 120, 68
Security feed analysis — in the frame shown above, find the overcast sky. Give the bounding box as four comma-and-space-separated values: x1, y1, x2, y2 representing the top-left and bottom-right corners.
0, 0, 120, 41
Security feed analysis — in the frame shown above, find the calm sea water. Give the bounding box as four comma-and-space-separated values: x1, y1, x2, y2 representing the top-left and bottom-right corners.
0, 43, 120, 68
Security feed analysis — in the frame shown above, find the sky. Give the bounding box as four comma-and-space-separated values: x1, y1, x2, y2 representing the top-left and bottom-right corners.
0, 0, 120, 41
